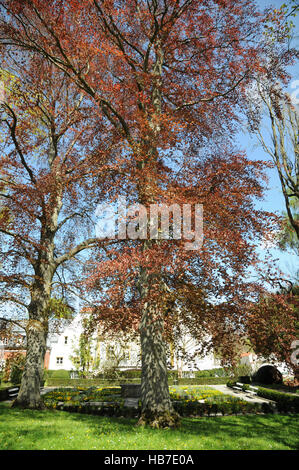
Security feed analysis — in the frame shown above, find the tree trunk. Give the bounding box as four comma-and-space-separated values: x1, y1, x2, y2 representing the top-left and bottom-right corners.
138, 302, 180, 428
12, 280, 50, 410
135, 39, 180, 428
12, 318, 48, 409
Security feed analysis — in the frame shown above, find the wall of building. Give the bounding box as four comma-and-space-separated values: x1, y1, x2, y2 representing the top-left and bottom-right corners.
46, 313, 219, 373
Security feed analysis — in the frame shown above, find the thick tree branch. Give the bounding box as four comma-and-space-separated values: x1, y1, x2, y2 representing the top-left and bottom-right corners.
2, 104, 36, 184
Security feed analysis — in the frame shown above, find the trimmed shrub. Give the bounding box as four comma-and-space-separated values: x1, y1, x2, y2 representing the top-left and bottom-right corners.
167, 370, 179, 380
45, 377, 141, 387
120, 369, 142, 379
257, 387, 299, 413
175, 377, 231, 385
194, 368, 227, 378
45, 369, 71, 379
45, 376, 230, 387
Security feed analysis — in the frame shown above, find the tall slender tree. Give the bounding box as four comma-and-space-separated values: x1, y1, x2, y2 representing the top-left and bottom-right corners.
0, 59, 114, 408
247, 81, 299, 239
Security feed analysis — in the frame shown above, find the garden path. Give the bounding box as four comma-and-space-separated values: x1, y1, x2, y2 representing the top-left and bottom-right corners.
208, 385, 273, 404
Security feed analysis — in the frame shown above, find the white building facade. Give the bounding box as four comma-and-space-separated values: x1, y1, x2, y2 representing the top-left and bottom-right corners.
47, 313, 219, 374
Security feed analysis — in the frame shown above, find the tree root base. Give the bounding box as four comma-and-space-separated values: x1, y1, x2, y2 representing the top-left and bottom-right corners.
11, 399, 46, 410
137, 409, 181, 429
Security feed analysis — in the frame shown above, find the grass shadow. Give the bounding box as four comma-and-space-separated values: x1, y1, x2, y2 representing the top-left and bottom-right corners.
1, 402, 298, 450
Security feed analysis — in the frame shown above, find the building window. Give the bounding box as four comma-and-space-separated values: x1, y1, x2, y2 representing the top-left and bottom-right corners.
56, 357, 63, 365
64, 336, 68, 345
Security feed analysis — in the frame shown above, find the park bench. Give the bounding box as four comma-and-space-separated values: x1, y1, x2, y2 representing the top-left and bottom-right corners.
7, 387, 19, 400
235, 382, 258, 396
245, 389, 257, 396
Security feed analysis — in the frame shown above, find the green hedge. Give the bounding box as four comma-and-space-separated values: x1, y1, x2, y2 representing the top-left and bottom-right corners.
227, 381, 299, 413
172, 399, 267, 417
94, 370, 179, 380
44, 369, 228, 386
44, 370, 71, 379
45, 376, 230, 387
257, 387, 299, 413
45, 378, 141, 387
174, 377, 230, 385
194, 368, 227, 378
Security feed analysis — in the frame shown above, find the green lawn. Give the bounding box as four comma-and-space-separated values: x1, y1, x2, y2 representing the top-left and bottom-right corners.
0, 402, 298, 450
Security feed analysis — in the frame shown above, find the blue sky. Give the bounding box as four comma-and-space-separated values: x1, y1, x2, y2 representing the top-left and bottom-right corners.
236, 0, 299, 280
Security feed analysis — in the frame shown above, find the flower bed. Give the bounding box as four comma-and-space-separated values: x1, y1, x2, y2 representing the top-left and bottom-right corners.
43, 386, 123, 408
42, 385, 269, 417
169, 385, 223, 401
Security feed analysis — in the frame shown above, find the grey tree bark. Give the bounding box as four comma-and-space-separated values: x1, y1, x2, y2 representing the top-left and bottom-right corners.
138, 301, 180, 428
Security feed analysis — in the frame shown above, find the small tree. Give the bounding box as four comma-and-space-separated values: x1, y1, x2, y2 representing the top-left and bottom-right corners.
9, 353, 26, 385
247, 80, 299, 239
2, 351, 25, 384
277, 199, 299, 256
70, 333, 98, 379
246, 287, 299, 376
98, 338, 134, 380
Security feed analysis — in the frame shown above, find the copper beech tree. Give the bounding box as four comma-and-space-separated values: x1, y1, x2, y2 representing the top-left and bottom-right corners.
0, 0, 295, 425
0, 60, 116, 408
246, 284, 299, 379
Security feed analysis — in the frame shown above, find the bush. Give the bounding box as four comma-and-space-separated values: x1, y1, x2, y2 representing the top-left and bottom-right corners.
167, 370, 179, 380
176, 377, 231, 385
95, 369, 177, 380
10, 363, 24, 385
257, 387, 299, 413
3, 352, 25, 384
45, 369, 71, 379
194, 368, 227, 378
238, 375, 252, 384
45, 377, 141, 387
119, 369, 142, 379
45, 375, 230, 387
232, 363, 254, 380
